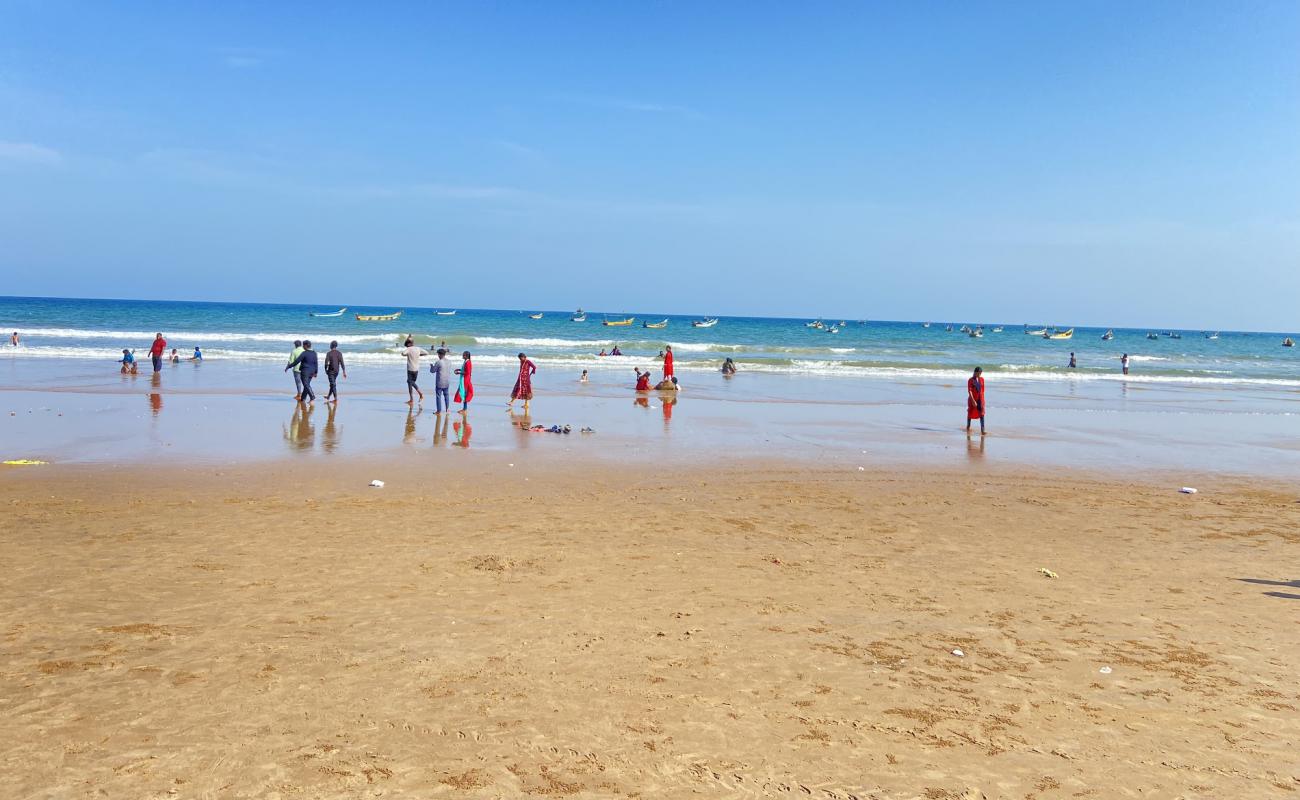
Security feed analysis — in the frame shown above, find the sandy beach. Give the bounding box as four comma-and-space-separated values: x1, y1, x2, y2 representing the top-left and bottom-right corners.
4, 455, 1297, 798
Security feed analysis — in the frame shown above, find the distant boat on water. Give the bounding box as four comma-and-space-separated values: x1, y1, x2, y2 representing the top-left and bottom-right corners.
435, 310, 456, 316
807, 320, 824, 329
1046, 328, 1074, 340
1205, 332, 1219, 340
1102, 329, 1114, 340
571, 309, 587, 322
922, 322, 931, 328
309, 307, 346, 317
1025, 327, 1048, 336
643, 319, 669, 329
991, 326, 1003, 333
602, 316, 635, 327
1284, 338, 1295, 348
528, 312, 544, 320
356, 311, 402, 322
692, 318, 719, 328
1147, 332, 1159, 340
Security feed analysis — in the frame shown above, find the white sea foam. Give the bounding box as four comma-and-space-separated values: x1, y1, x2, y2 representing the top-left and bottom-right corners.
11, 326, 394, 345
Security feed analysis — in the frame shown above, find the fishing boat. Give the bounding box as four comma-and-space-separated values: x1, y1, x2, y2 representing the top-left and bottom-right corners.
528, 312, 544, 320
355, 311, 402, 322
309, 307, 347, 317
643, 319, 669, 329
1025, 327, 1048, 336
969, 329, 983, 338
1284, 338, 1295, 348
1101, 329, 1114, 340
945, 325, 953, 332
1146, 332, 1159, 340
571, 309, 587, 322
959, 324, 971, 334
1046, 328, 1074, 340
807, 320, 825, 329
1170, 332, 1182, 340
1205, 332, 1219, 340
692, 318, 719, 328
922, 322, 931, 328
826, 326, 840, 334
991, 326, 1003, 333
602, 317, 635, 327
435, 310, 456, 316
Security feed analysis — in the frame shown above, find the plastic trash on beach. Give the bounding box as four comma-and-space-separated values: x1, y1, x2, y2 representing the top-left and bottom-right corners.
1099, 666, 1113, 674
369, 480, 385, 488
1179, 487, 1198, 494
1038, 567, 1058, 579
951, 649, 965, 658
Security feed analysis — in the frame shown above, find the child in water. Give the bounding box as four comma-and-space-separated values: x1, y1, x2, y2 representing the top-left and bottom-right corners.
119, 349, 138, 374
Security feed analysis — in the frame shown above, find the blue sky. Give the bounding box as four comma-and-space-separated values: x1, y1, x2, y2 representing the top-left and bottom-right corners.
1, 1, 1297, 328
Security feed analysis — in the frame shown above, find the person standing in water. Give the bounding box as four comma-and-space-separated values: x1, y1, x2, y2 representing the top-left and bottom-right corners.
509, 352, 536, 411
285, 340, 319, 404
966, 366, 986, 435
324, 340, 346, 403
1068, 352, 1077, 369
400, 337, 425, 405
662, 345, 674, 380
431, 348, 454, 413
454, 350, 474, 413
10, 331, 19, 347
149, 333, 167, 373
1121, 353, 1130, 375
289, 340, 305, 399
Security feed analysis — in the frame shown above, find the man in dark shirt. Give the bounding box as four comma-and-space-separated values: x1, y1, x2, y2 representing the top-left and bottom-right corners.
285, 340, 320, 403
324, 340, 346, 403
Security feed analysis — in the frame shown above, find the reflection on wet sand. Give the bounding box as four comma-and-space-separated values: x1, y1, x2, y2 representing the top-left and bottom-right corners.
966, 432, 985, 461
661, 395, 677, 424
453, 418, 472, 448
403, 406, 421, 445
149, 373, 163, 416
322, 403, 340, 453
284, 402, 316, 451
634, 396, 649, 409
509, 410, 532, 448
432, 412, 450, 447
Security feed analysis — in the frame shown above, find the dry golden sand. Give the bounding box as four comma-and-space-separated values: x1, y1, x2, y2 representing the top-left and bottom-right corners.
2, 457, 1299, 799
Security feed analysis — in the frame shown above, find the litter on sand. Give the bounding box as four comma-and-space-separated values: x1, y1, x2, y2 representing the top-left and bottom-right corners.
951, 649, 965, 658
369, 480, 385, 488
1179, 487, 1198, 494
1038, 567, 1058, 579
3, 460, 48, 466
1099, 666, 1113, 674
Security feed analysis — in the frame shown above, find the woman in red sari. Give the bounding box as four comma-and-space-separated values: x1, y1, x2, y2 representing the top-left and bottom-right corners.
454, 350, 474, 414
635, 367, 651, 391
662, 345, 674, 380
509, 352, 537, 411
966, 366, 985, 435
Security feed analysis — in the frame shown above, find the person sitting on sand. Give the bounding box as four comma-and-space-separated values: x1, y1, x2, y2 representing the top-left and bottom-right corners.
721, 357, 737, 375
118, 349, 137, 374
580, 369, 589, 383
169, 348, 180, 364
635, 368, 651, 391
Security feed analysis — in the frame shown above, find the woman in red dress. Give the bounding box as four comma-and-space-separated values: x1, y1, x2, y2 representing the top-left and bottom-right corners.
635, 367, 652, 391
454, 350, 474, 414
509, 352, 537, 411
966, 366, 985, 435
662, 345, 674, 380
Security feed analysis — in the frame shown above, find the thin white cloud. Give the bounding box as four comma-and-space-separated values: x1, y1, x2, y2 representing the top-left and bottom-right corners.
0, 139, 62, 166
551, 93, 702, 118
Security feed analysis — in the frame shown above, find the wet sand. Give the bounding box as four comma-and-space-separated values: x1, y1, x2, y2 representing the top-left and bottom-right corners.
2, 456, 1298, 798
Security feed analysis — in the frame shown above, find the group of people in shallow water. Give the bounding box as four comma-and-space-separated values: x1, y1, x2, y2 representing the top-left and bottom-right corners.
115, 333, 202, 374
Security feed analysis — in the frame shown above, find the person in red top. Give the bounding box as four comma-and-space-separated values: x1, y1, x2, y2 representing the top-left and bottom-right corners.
148, 333, 167, 373
509, 352, 537, 411
454, 351, 474, 414
634, 368, 651, 391
966, 366, 986, 435
662, 345, 674, 380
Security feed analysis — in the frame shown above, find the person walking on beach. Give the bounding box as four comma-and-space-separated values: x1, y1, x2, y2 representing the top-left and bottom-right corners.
966, 366, 986, 435
454, 350, 474, 414
1121, 353, 1130, 375
1068, 352, 1077, 369
149, 333, 167, 372
401, 337, 425, 405
324, 340, 346, 403
289, 340, 305, 399
285, 340, 319, 403
509, 352, 536, 411
662, 345, 674, 380
431, 348, 454, 413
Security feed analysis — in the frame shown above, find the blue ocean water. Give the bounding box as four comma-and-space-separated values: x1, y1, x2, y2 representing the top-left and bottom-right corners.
1, 295, 1297, 386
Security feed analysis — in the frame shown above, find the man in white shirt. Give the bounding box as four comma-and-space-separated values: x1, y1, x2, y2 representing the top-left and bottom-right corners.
401, 337, 425, 405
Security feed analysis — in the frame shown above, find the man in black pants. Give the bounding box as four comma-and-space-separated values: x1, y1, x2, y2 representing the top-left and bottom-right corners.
324, 340, 346, 402
285, 340, 320, 403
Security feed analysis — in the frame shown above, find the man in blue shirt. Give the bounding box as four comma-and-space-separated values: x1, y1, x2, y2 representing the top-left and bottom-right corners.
285, 340, 319, 403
